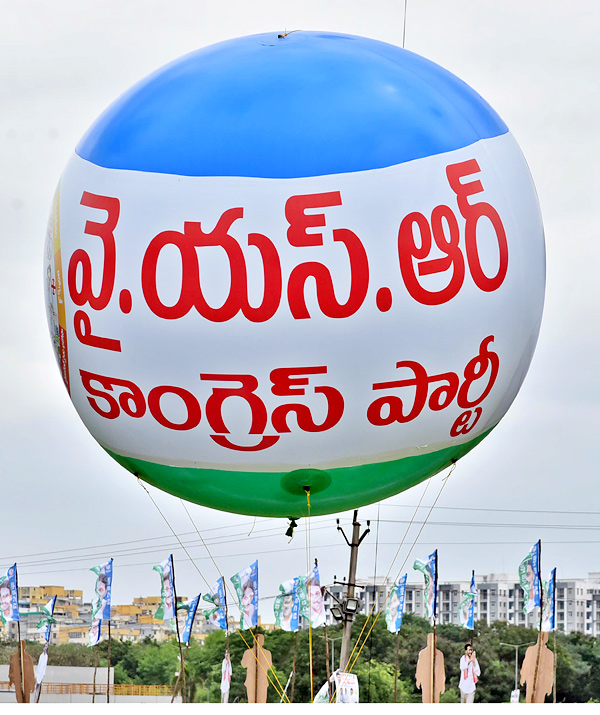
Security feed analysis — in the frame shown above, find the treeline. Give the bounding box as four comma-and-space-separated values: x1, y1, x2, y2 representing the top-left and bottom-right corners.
2, 614, 600, 702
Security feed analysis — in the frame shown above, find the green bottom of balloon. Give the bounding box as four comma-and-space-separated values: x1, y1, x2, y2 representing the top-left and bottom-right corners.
106, 429, 492, 518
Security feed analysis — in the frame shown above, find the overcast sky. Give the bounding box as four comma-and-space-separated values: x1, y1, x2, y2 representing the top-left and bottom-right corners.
1, 0, 599, 622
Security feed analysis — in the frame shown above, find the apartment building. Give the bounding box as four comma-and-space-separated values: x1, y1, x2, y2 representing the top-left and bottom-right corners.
0, 588, 217, 645
323, 573, 600, 636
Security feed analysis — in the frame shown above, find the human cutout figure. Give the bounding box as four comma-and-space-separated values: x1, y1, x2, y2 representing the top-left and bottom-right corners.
520, 632, 554, 703
241, 633, 273, 703
415, 632, 446, 703
9, 644, 35, 703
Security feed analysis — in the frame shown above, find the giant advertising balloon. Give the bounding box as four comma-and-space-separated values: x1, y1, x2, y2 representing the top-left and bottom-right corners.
44, 32, 545, 518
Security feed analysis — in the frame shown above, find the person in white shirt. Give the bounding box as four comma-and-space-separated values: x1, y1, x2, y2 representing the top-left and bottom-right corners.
459, 644, 481, 703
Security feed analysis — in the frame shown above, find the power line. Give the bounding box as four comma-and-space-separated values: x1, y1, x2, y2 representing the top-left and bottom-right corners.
15, 539, 600, 579
6, 514, 600, 574
381, 502, 600, 517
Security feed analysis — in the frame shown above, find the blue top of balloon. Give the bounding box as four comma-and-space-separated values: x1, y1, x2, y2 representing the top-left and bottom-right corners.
77, 31, 508, 179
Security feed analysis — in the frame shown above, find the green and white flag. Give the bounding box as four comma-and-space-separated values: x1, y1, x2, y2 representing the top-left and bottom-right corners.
385, 574, 407, 634
458, 573, 477, 629
87, 560, 113, 647
413, 550, 437, 620
203, 578, 228, 629
154, 556, 176, 627
540, 568, 556, 632
231, 561, 258, 630
274, 576, 308, 632
519, 541, 541, 614
0, 564, 19, 625
37, 597, 57, 643
306, 564, 326, 628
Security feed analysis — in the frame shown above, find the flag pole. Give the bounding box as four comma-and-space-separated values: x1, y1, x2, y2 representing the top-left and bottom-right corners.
16, 620, 25, 703
431, 549, 438, 703
553, 568, 557, 704
324, 621, 332, 700
255, 624, 259, 704
222, 580, 230, 705
15, 566, 25, 703
394, 631, 400, 702
290, 630, 298, 703
224, 578, 229, 653
470, 570, 475, 648
170, 555, 186, 703
106, 557, 113, 703
531, 540, 543, 701
92, 646, 99, 703
106, 620, 112, 703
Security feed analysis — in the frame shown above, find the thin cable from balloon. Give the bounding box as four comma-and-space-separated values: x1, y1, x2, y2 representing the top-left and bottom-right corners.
366, 502, 382, 701
402, 0, 408, 48
305, 488, 315, 703
136, 479, 288, 702
329, 475, 434, 702
177, 498, 291, 703
346, 464, 456, 679
330, 463, 456, 702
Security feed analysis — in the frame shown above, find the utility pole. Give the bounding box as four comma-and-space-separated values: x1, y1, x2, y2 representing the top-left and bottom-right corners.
337, 510, 370, 672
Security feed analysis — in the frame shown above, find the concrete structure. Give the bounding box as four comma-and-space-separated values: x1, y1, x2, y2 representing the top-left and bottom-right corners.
0, 586, 218, 645
323, 573, 600, 636
0, 664, 178, 703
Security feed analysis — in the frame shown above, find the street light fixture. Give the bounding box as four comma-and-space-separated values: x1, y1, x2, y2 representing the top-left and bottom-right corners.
344, 597, 360, 615
499, 641, 536, 698
329, 605, 343, 621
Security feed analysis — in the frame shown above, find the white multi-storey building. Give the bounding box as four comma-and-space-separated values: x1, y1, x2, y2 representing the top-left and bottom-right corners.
323, 573, 600, 636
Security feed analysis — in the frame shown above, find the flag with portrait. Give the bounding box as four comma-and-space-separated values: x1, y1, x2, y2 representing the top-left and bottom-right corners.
36, 596, 57, 643
0, 563, 19, 625
541, 568, 556, 632
91, 559, 113, 622
274, 576, 307, 632
154, 555, 176, 621
231, 561, 258, 630
458, 572, 477, 630
203, 577, 228, 629
413, 550, 437, 620
385, 574, 407, 634
305, 563, 326, 628
180, 594, 201, 644
519, 541, 541, 613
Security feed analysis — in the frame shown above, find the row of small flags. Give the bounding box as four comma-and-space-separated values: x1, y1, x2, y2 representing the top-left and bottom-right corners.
384, 541, 557, 638
0, 558, 326, 648
1, 540, 557, 648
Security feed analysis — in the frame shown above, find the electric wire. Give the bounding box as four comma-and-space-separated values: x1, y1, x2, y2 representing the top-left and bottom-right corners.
179, 499, 291, 704
5, 505, 598, 569
347, 466, 455, 677
330, 469, 437, 702
137, 479, 288, 703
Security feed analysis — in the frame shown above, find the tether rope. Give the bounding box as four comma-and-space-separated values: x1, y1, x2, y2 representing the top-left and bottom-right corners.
331, 463, 456, 701
346, 464, 456, 677
137, 478, 289, 702
366, 502, 381, 701
305, 489, 314, 702
178, 495, 290, 703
